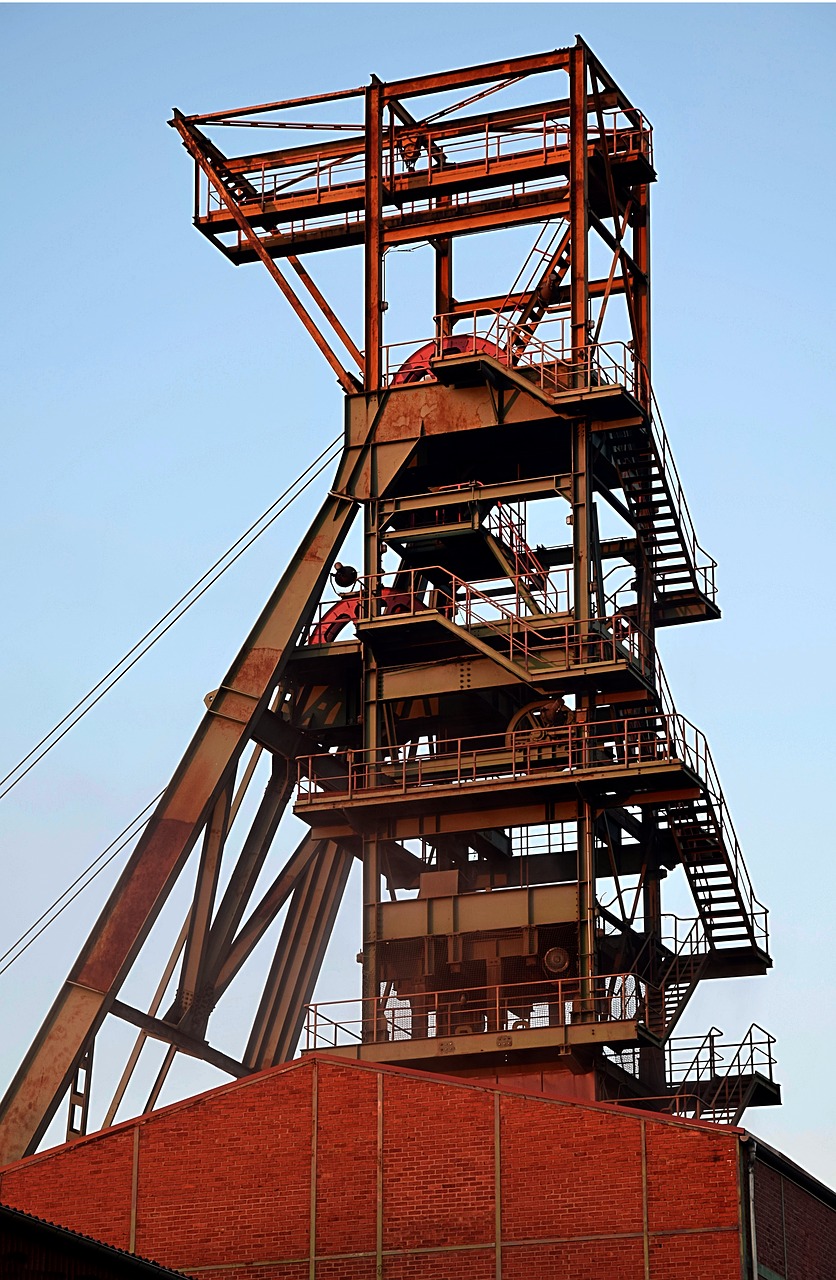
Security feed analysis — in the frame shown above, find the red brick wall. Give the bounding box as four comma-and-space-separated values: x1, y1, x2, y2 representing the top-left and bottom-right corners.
0, 1054, 815, 1280
754, 1153, 836, 1280
0, 1128, 135, 1250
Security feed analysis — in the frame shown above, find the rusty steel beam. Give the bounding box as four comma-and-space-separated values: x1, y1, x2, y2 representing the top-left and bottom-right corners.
364, 79, 384, 392
0, 488, 359, 1163
569, 42, 588, 359
102, 915, 191, 1129
193, 756, 296, 1001
451, 276, 627, 320
223, 190, 572, 262
212, 835, 325, 999
186, 84, 366, 125
110, 1002, 248, 1078
170, 785, 230, 1022
172, 114, 360, 394
383, 47, 571, 100
244, 840, 352, 1068
219, 90, 622, 179
201, 140, 610, 234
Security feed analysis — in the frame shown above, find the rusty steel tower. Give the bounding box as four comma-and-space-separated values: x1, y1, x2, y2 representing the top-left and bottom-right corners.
0, 40, 780, 1165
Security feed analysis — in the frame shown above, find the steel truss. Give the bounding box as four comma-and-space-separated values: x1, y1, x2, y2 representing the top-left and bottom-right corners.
0, 40, 778, 1165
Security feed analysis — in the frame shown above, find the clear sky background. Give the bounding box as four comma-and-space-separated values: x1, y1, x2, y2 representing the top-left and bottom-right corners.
2, 2, 835, 1183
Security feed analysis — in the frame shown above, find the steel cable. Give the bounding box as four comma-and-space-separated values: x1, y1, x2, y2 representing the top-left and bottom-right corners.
0, 436, 341, 803
0, 436, 344, 974
0, 791, 163, 977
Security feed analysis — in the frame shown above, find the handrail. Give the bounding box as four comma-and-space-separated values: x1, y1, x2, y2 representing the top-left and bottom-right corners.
356, 565, 652, 680
659, 913, 707, 960
486, 501, 550, 602
708, 1023, 777, 1095
296, 710, 710, 803
303, 971, 656, 1051
666, 1023, 777, 1120
201, 108, 652, 224
359, 564, 564, 667
303, 558, 655, 683
654, 658, 767, 947
305, 1007, 364, 1049
644, 385, 717, 602
597, 912, 709, 1036
667, 1025, 723, 1088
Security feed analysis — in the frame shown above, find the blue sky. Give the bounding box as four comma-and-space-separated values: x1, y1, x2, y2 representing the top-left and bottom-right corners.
1, 3, 835, 1182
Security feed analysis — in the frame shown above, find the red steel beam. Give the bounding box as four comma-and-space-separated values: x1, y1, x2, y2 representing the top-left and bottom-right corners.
186, 84, 366, 124
219, 90, 622, 177
384, 47, 571, 100
173, 114, 360, 393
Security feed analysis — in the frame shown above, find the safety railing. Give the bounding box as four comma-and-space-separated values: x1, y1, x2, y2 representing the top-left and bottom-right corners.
596, 911, 710, 1037
670, 794, 769, 956
382, 313, 643, 401
361, 565, 568, 662
712, 797, 769, 953
593, 110, 654, 166
635, 388, 717, 604
666, 1024, 777, 1120
654, 664, 768, 954
304, 971, 653, 1051
598, 912, 708, 975
486, 500, 548, 595
200, 107, 651, 225
213, 203, 368, 252
303, 593, 363, 646
302, 564, 570, 647
654, 917, 709, 1033
303, 566, 655, 690
296, 710, 710, 806
667, 1025, 776, 1087
660, 914, 708, 966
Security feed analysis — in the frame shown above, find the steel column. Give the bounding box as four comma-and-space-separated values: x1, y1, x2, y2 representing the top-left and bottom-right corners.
569, 43, 589, 360
364, 80, 384, 391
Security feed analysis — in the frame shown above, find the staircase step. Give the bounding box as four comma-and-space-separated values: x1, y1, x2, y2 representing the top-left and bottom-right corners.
628, 501, 673, 513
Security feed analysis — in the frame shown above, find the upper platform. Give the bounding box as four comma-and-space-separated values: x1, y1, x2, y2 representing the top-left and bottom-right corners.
171, 41, 718, 631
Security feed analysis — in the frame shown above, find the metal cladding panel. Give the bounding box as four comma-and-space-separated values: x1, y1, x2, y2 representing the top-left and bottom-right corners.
377, 883, 579, 940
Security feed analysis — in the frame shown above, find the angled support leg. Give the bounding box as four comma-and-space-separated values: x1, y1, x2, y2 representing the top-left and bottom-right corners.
244, 841, 353, 1069
0, 488, 358, 1164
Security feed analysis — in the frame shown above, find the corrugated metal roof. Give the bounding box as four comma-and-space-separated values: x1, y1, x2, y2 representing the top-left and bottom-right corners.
0, 1201, 190, 1276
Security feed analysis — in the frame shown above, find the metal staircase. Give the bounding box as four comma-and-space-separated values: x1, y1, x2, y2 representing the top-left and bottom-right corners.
663, 790, 768, 959
657, 918, 710, 1036
649, 663, 769, 965
607, 397, 718, 626
610, 915, 708, 1041
667, 1025, 779, 1124
486, 503, 554, 614
504, 225, 572, 362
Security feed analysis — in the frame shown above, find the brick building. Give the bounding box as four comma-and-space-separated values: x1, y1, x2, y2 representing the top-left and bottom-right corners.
0, 1056, 832, 1279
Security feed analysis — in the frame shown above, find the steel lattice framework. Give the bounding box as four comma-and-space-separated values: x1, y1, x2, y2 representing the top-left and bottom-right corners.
0, 40, 780, 1165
